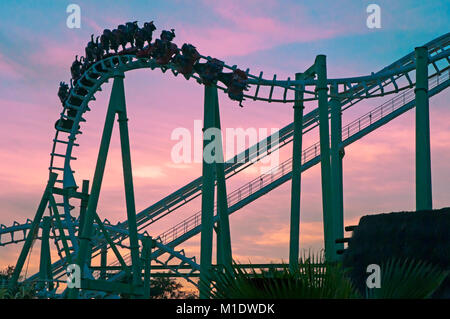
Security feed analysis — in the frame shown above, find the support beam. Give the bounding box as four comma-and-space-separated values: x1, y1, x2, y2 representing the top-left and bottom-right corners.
289, 72, 304, 272
78, 180, 89, 235
79, 180, 93, 268
414, 46, 433, 211
330, 83, 344, 260
115, 74, 142, 288
39, 216, 53, 292
315, 55, 334, 261
213, 88, 232, 271
48, 195, 73, 264
70, 72, 141, 298
100, 246, 107, 280
9, 172, 58, 290
73, 78, 118, 290
215, 223, 223, 266
199, 85, 217, 299
141, 236, 153, 299
92, 212, 130, 276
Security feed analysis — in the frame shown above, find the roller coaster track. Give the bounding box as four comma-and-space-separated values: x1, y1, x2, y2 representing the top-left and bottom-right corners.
1, 31, 449, 295
86, 67, 450, 288
4, 67, 450, 288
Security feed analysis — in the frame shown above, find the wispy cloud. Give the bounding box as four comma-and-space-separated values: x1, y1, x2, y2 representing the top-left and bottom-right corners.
174, 0, 351, 58
0, 53, 24, 79
134, 165, 167, 179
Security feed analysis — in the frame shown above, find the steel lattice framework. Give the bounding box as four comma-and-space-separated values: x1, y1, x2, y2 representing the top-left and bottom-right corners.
1, 23, 449, 298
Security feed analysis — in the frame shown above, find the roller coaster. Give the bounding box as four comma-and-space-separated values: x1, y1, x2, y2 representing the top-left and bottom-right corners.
1, 20, 449, 298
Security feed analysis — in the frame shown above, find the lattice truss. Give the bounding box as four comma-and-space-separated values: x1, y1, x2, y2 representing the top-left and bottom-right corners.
1, 23, 449, 298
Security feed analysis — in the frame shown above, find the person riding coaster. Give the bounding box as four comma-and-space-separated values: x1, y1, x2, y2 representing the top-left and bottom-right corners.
116, 25, 129, 50
131, 21, 157, 53
54, 104, 79, 131
54, 81, 81, 131
218, 69, 249, 106
194, 58, 224, 86
173, 44, 201, 78
134, 28, 146, 50
142, 21, 156, 45
137, 29, 178, 64
151, 29, 178, 65
125, 21, 139, 47
61, 20, 248, 129
109, 29, 121, 53
57, 82, 70, 106
100, 29, 112, 53
70, 55, 84, 85
85, 35, 97, 63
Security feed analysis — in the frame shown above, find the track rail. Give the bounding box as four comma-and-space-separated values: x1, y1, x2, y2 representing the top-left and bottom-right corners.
61, 32, 450, 254
1, 31, 449, 292
19, 69, 448, 284
111, 70, 450, 268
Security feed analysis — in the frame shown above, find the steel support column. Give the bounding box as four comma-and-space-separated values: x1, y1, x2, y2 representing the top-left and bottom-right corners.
38, 216, 53, 292
79, 180, 93, 267
315, 55, 334, 261
289, 73, 304, 272
141, 236, 153, 299
70, 72, 140, 298
78, 180, 89, 235
9, 172, 58, 290
215, 224, 223, 266
330, 84, 344, 260
93, 212, 130, 276
116, 74, 141, 288
100, 246, 107, 280
414, 47, 433, 211
213, 88, 232, 271
199, 85, 217, 299
48, 195, 73, 263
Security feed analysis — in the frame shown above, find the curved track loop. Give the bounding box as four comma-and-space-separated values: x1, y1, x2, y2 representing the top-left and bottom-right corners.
42, 33, 450, 254
111, 68, 450, 267
1, 32, 450, 294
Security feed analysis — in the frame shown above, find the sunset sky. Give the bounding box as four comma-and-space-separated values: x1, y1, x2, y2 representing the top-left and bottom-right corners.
0, 1, 449, 277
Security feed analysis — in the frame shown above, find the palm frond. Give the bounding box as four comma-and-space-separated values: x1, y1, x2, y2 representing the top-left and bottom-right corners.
365, 258, 448, 299
203, 251, 359, 299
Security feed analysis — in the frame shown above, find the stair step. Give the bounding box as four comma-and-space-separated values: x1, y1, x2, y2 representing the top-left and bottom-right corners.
50, 153, 77, 160
53, 139, 79, 147
55, 126, 82, 135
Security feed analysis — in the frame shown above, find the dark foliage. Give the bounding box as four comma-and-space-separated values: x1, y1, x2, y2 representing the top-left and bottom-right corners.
342, 207, 450, 297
